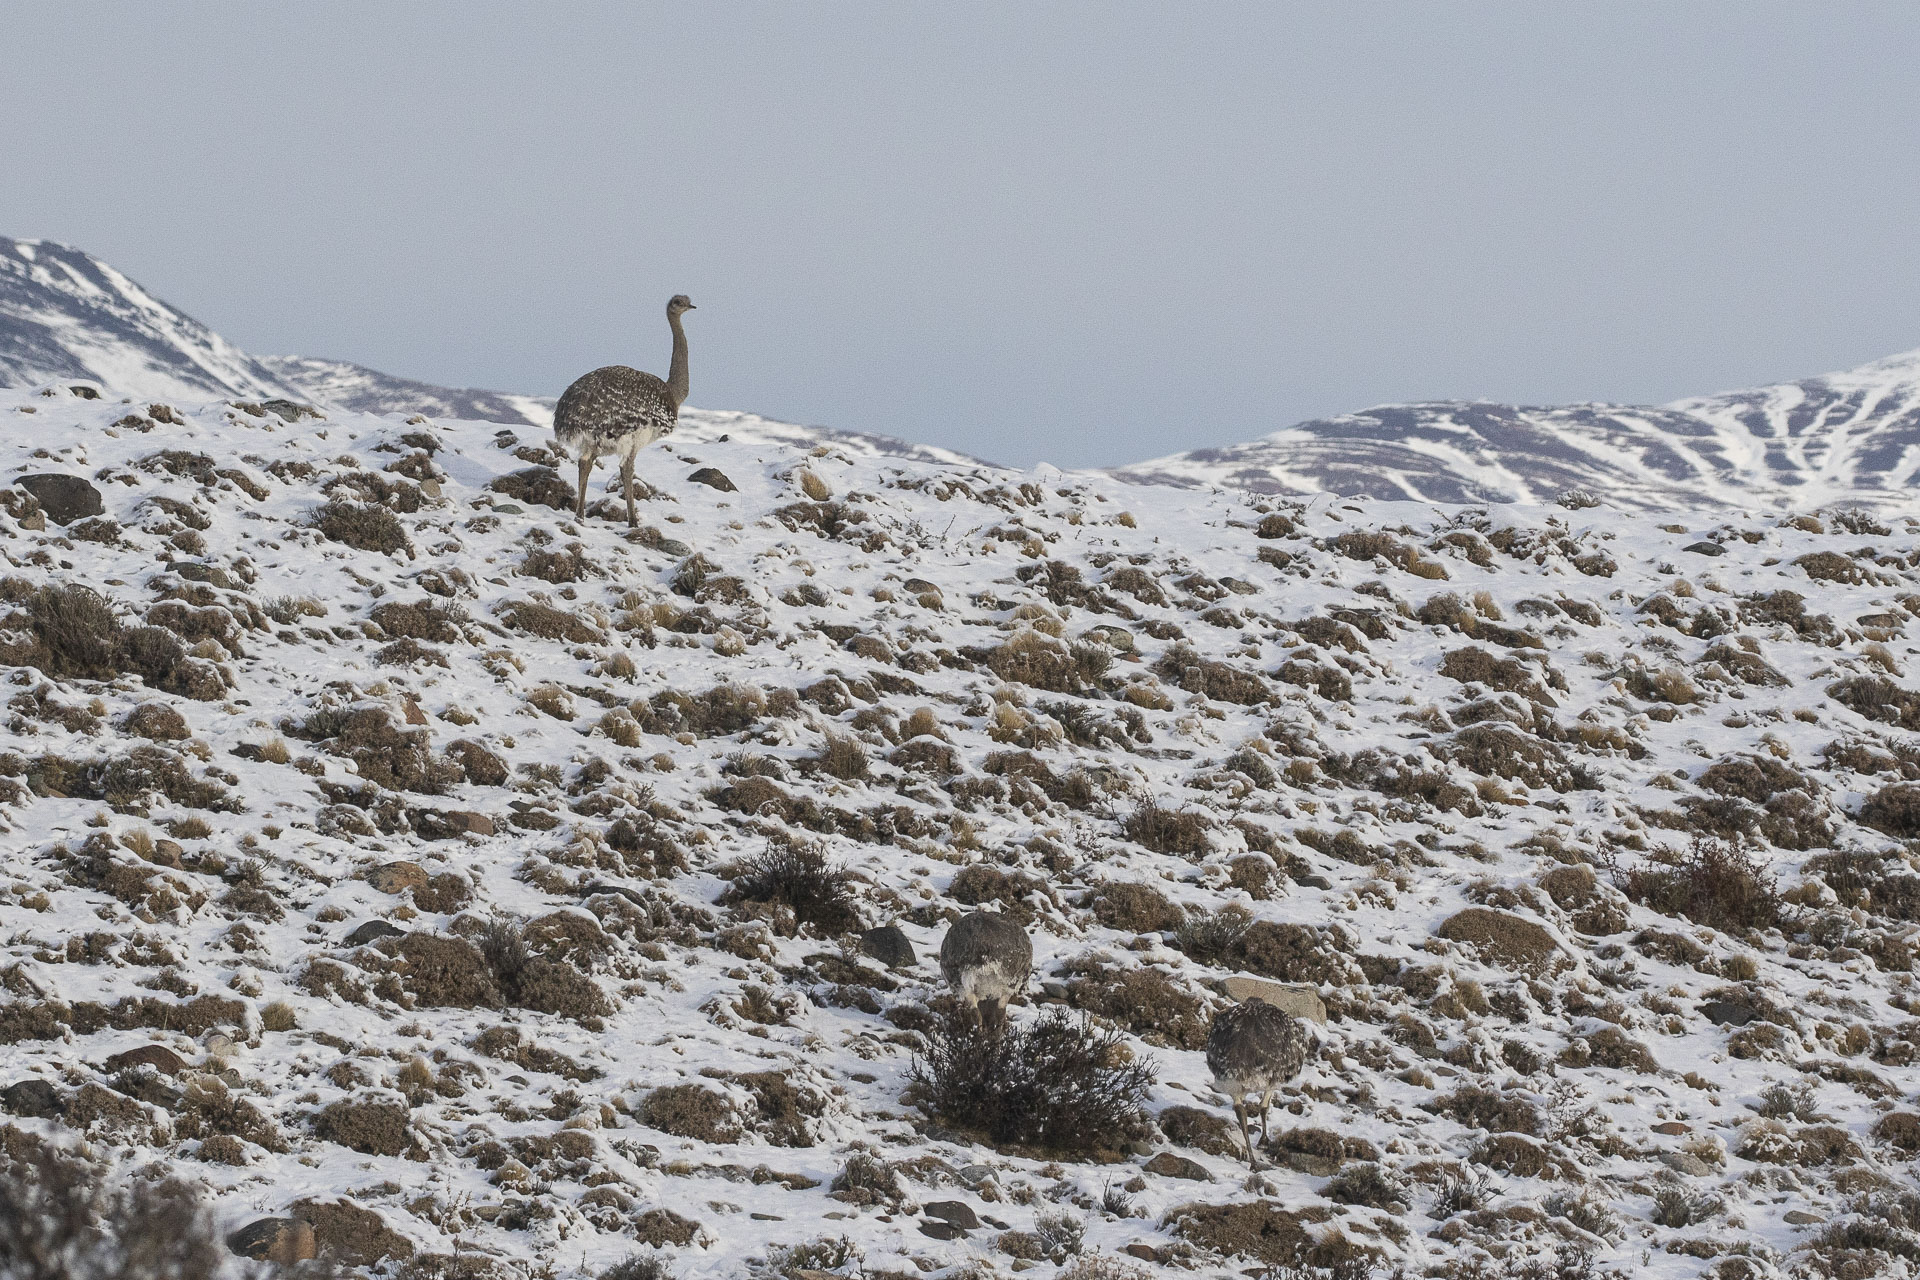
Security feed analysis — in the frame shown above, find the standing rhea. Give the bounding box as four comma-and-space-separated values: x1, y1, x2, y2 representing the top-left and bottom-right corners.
1206, 997, 1313, 1168
939, 910, 1032, 1036
553, 294, 695, 527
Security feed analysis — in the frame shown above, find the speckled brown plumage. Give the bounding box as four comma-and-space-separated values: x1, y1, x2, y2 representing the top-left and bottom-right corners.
939, 910, 1032, 1035
553, 294, 693, 526
1207, 997, 1313, 1166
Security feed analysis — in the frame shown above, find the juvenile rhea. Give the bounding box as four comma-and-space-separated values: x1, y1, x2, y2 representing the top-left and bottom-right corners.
1206, 996, 1314, 1168
939, 910, 1032, 1036
552, 294, 695, 527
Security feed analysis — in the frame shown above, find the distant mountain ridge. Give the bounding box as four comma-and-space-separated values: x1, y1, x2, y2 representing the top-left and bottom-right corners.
1113, 351, 1920, 510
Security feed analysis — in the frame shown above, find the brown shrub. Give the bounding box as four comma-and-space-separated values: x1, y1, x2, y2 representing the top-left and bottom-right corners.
313, 501, 410, 554
1169, 1201, 1373, 1272
639, 683, 766, 737
1331, 529, 1446, 579
1064, 960, 1210, 1049
290, 1198, 415, 1266
497, 600, 603, 644
292, 706, 461, 795
519, 545, 589, 584
1471, 1134, 1550, 1177
1273, 658, 1352, 702
122, 704, 189, 741
1154, 646, 1272, 705
1124, 800, 1211, 856
312, 1099, 412, 1156
725, 840, 862, 935
1087, 882, 1185, 934
1861, 783, 1920, 839
1701, 643, 1790, 687
489, 466, 574, 510
1238, 921, 1355, 985
1435, 908, 1562, 976
1830, 675, 1920, 730
1433, 1085, 1541, 1134
1435, 724, 1573, 791
1795, 550, 1871, 584
642, 1084, 742, 1143
632, 1209, 703, 1248
1872, 1112, 1920, 1154
1439, 647, 1556, 702
984, 631, 1082, 693
1158, 1104, 1241, 1158
445, 739, 509, 787
909, 1009, 1155, 1159
369, 599, 461, 643
388, 933, 501, 1009
949, 864, 1051, 925
1697, 755, 1812, 803
1617, 837, 1786, 933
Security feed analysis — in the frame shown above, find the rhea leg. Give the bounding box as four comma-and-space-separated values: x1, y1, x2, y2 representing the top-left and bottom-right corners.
980, 997, 1006, 1038
1259, 1088, 1276, 1143
1233, 1098, 1258, 1169
576, 456, 592, 520
621, 451, 638, 528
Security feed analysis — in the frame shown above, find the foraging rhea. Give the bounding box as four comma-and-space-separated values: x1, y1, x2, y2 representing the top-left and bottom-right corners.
939, 910, 1032, 1035
553, 294, 695, 527
1206, 996, 1314, 1168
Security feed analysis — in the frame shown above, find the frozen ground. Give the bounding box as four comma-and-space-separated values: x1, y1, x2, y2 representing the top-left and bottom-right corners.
0, 382, 1918, 1279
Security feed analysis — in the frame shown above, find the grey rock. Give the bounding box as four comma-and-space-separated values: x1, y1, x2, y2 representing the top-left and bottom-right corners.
1223, 976, 1328, 1024
18, 473, 103, 525
918, 1220, 966, 1240
345, 920, 405, 947
1783, 1209, 1823, 1226
956, 1163, 995, 1186
656, 537, 691, 557
491, 503, 525, 515
1682, 541, 1725, 556
226, 1218, 316, 1263
923, 1201, 981, 1229
1660, 1151, 1713, 1177
1700, 1000, 1757, 1027
688, 467, 737, 492
1, 1078, 63, 1118
861, 924, 916, 969
1143, 1151, 1212, 1181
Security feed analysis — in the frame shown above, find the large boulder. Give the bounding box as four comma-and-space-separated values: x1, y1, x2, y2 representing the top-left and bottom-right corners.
17, 473, 103, 525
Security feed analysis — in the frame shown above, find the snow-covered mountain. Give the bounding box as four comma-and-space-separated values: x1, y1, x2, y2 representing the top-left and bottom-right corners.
1115, 353, 1920, 510
0, 236, 983, 467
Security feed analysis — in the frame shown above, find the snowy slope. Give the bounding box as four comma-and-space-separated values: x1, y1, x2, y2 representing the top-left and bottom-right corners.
1, 382, 1919, 1278
1, 237, 994, 472
1114, 352, 1920, 511
0, 238, 302, 403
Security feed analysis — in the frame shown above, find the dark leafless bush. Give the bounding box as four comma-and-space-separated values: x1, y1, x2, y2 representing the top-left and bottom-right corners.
313, 500, 410, 555
910, 1009, 1154, 1158
725, 839, 862, 935
1615, 836, 1787, 934
1123, 799, 1211, 856
0, 1144, 227, 1280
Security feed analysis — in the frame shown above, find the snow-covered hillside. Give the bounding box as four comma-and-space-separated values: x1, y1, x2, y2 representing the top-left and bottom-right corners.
1113, 353, 1920, 511
2, 382, 1920, 1278
1, 236, 991, 471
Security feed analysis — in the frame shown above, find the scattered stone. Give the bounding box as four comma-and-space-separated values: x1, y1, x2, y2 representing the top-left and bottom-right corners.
366, 861, 429, 894
410, 808, 496, 840
492, 503, 525, 515
1143, 1151, 1213, 1181
226, 1218, 316, 1264
1222, 976, 1327, 1024
957, 1163, 995, 1186
1652, 1121, 1690, 1136
1, 1078, 63, 1118
345, 920, 405, 947
1124, 1244, 1165, 1263
1660, 1151, 1713, 1177
1085, 625, 1136, 653
17, 473, 103, 525
1783, 1210, 1823, 1226
923, 1201, 981, 1229
105, 1044, 189, 1076
1682, 541, 1725, 556
918, 1220, 966, 1240
861, 924, 916, 969
688, 467, 737, 492
1700, 1000, 1758, 1027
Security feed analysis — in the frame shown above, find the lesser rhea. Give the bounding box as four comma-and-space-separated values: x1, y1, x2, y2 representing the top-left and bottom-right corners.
1206, 996, 1313, 1168
938, 910, 1032, 1036
553, 294, 695, 527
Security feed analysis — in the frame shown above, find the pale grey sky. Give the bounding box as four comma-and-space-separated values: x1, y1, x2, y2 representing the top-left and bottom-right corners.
6, 3, 1920, 466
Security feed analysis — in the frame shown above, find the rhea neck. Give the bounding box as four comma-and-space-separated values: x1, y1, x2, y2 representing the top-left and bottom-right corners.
665, 310, 690, 410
